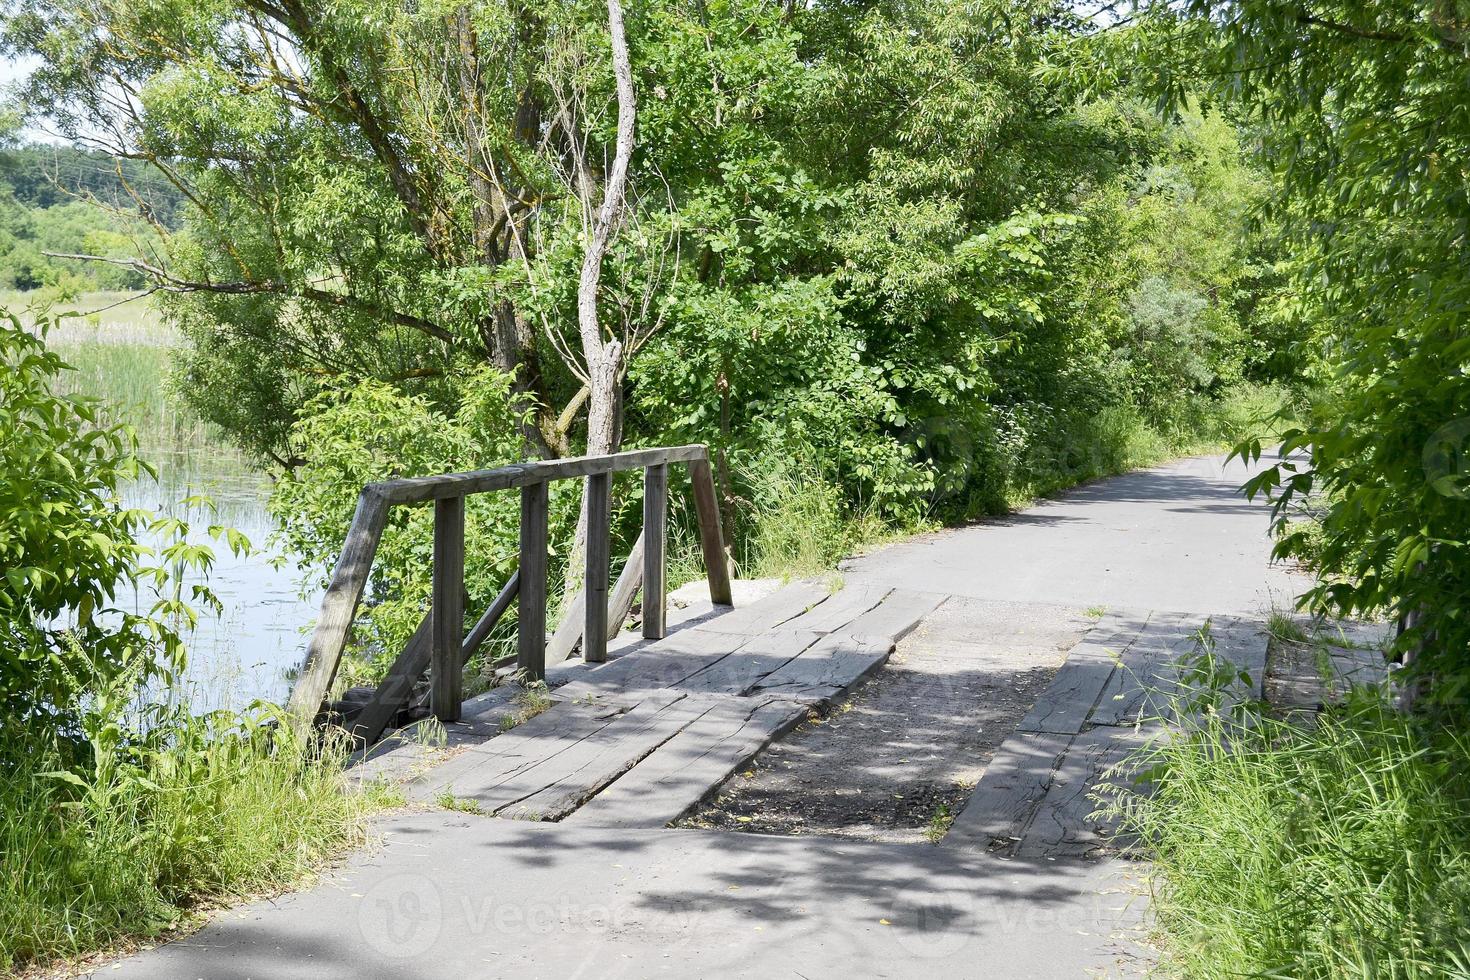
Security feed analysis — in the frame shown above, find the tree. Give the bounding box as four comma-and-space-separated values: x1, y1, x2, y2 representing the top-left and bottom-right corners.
1095, 1, 1470, 707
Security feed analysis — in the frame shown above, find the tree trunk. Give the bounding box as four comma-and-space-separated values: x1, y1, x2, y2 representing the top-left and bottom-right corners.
562, 0, 638, 607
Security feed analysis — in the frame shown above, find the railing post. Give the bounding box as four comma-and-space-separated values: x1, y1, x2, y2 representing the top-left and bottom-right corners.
689, 454, 733, 605
430, 495, 465, 722
518, 481, 549, 681
583, 472, 611, 663
643, 463, 667, 638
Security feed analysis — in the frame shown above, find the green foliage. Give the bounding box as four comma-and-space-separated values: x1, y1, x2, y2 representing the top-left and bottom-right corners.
1105, 632, 1470, 977
0, 687, 387, 973
2, 0, 1297, 585
268, 369, 532, 678
0, 309, 240, 730
1101, 0, 1470, 705
0, 310, 388, 975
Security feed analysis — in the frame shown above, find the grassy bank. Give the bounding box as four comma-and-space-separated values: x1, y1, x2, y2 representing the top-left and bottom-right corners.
1107, 632, 1470, 977
0, 709, 395, 975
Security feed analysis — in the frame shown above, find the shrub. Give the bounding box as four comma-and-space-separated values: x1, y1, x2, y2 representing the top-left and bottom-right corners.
1106, 632, 1470, 977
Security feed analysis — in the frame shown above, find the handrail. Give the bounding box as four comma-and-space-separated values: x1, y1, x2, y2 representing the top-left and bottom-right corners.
287, 444, 731, 736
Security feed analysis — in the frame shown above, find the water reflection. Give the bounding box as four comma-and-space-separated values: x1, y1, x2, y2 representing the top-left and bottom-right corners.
41, 302, 320, 711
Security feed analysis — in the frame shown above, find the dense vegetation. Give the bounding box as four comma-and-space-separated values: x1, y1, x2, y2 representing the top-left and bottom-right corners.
1107, 625, 1470, 976
0, 312, 385, 972
4, 0, 1302, 667
0, 141, 183, 291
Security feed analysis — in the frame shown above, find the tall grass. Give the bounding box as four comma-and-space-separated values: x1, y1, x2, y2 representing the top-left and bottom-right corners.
0, 698, 393, 974
1105, 634, 1470, 978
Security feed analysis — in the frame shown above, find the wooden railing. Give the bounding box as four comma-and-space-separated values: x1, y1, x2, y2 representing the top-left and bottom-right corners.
285, 444, 732, 741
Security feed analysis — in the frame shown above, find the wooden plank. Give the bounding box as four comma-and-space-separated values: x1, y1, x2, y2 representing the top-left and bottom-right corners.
688, 455, 733, 605
348, 612, 432, 745
583, 472, 611, 664
1013, 726, 1156, 858
373, 444, 708, 504
749, 633, 894, 707
460, 569, 520, 667
553, 629, 747, 702
778, 584, 890, 634
410, 698, 628, 802
642, 463, 667, 639
545, 532, 644, 666
1014, 658, 1119, 736
1013, 611, 1153, 736
678, 629, 823, 695
518, 482, 549, 681
1087, 612, 1201, 728
565, 696, 809, 828
942, 731, 1071, 853
501, 692, 717, 821
836, 589, 947, 644
606, 530, 644, 642
431, 495, 465, 722
287, 489, 390, 729
695, 580, 833, 635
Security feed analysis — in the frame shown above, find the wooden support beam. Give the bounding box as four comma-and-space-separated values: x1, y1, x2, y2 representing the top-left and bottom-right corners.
431, 495, 465, 722
643, 463, 668, 639
461, 569, 520, 668
546, 530, 645, 665
583, 472, 611, 664
689, 456, 733, 606
287, 490, 390, 730
518, 482, 549, 681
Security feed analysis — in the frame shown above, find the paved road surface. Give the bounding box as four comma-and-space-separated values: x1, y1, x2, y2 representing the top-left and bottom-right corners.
843, 454, 1305, 615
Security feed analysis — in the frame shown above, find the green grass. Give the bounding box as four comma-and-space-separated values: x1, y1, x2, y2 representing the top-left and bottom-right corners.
0, 710, 395, 974
1104, 634, 1470, 977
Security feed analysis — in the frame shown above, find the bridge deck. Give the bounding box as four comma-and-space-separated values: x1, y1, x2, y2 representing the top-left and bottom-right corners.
356, 582, 945, 828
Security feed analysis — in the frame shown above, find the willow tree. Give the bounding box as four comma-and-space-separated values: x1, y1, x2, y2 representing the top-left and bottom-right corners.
3, 0, 647, 466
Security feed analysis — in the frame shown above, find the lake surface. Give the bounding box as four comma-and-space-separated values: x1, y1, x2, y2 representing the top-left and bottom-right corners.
28, 293, 321, 710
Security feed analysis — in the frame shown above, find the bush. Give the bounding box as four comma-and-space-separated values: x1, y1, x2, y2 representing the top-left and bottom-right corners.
0, 309, 234, 732
0, 687, 388, 972
1107, 632, 1470, 977
0, 311, 392, 973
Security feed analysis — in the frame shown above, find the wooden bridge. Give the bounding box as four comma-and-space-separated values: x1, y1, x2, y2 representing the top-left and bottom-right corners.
286, 443, 735, 744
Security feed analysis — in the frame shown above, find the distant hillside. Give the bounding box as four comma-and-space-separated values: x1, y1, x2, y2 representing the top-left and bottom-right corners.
0, 143, 186, 293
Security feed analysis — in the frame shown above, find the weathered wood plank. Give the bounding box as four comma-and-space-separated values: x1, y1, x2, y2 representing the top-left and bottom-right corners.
565, 696, 809, 828
347, 613, 432, 746
642, 463, 667, 639
373, 444, 709, 504
1087, 612, 1202, 728
678, 630, 824, 696
1012, 726, 1158, 858
287, 489, 389, 729
689, 455, 733, 606
583, 472, 611, 664
545, 532, 645, 666
500, 692, 717, 821
410, 698, 629, 804
553, 629, 748, 702
942, 731, 1071, 853
835, 589, 947, 644
778, 584, 890, 635
460, 569, 520, 667
1014, 611, 1153, 736
518, 481, 549, 681
431, 495, 465, 721
749, 634, 894, 707
695, 580, 833, 635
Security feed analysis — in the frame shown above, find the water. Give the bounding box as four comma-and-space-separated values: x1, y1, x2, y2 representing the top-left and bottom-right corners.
34, 294, 320, 710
